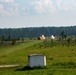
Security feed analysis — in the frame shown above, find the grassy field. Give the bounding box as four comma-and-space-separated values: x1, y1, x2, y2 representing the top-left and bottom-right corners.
0, 39, 76, 75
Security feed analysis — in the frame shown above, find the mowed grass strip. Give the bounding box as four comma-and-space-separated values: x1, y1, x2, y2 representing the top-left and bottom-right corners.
0, 40, 42, 55
0, 40, 43, 65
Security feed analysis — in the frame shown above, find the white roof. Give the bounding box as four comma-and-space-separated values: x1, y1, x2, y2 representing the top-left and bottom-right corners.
28, 54, 44, 57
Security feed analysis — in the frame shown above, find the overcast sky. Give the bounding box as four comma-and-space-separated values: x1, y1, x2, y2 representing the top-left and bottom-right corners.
0, 0, 76, 28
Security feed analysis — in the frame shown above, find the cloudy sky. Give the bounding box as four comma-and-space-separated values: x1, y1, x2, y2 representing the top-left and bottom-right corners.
0, 0, 76, 28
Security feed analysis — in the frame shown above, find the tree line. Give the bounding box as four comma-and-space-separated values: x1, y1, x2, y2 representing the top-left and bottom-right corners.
0, 26, 76, 39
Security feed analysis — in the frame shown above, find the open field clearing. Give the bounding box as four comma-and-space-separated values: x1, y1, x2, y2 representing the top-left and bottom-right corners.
0, 40, 76, 75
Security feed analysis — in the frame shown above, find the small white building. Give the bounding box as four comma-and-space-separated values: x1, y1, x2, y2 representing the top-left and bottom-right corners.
42, 35, 45, 39
51, 35, 55, 39
28, 54, 46, 68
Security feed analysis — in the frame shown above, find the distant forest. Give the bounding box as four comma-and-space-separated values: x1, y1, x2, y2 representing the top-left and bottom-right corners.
0, 26, 76, 39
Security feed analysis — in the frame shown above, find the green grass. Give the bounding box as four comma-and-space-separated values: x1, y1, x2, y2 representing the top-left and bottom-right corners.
0, 40, 76, 75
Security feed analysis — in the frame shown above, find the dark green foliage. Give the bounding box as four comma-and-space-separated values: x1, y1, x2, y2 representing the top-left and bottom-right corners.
61, 31, 67, 41
61, 31, 65, 40
11, 39, 16, 45
0, 26, 76, 38
1, 35, 6, 41
64, 34, 67, 40
8, 35, 11, 41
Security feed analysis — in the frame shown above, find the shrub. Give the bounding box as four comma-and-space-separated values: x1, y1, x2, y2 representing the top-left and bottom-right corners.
11, 39, 16, 45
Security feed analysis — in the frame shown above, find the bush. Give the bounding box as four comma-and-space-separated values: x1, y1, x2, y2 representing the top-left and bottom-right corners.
11, 39, 16, 45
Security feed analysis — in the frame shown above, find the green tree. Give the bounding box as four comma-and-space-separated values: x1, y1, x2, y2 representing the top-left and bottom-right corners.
11, 39, 16, 45
61, 31, 65, 40
64, 34, 67, 40
2, 35, 6, 41
8, 35, 11, 41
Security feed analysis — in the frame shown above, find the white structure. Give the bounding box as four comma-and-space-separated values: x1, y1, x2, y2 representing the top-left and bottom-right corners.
51, 35, 55, 39
28, 54, 46, 68
38, 35, 45, 40
41, 35, 45, 39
